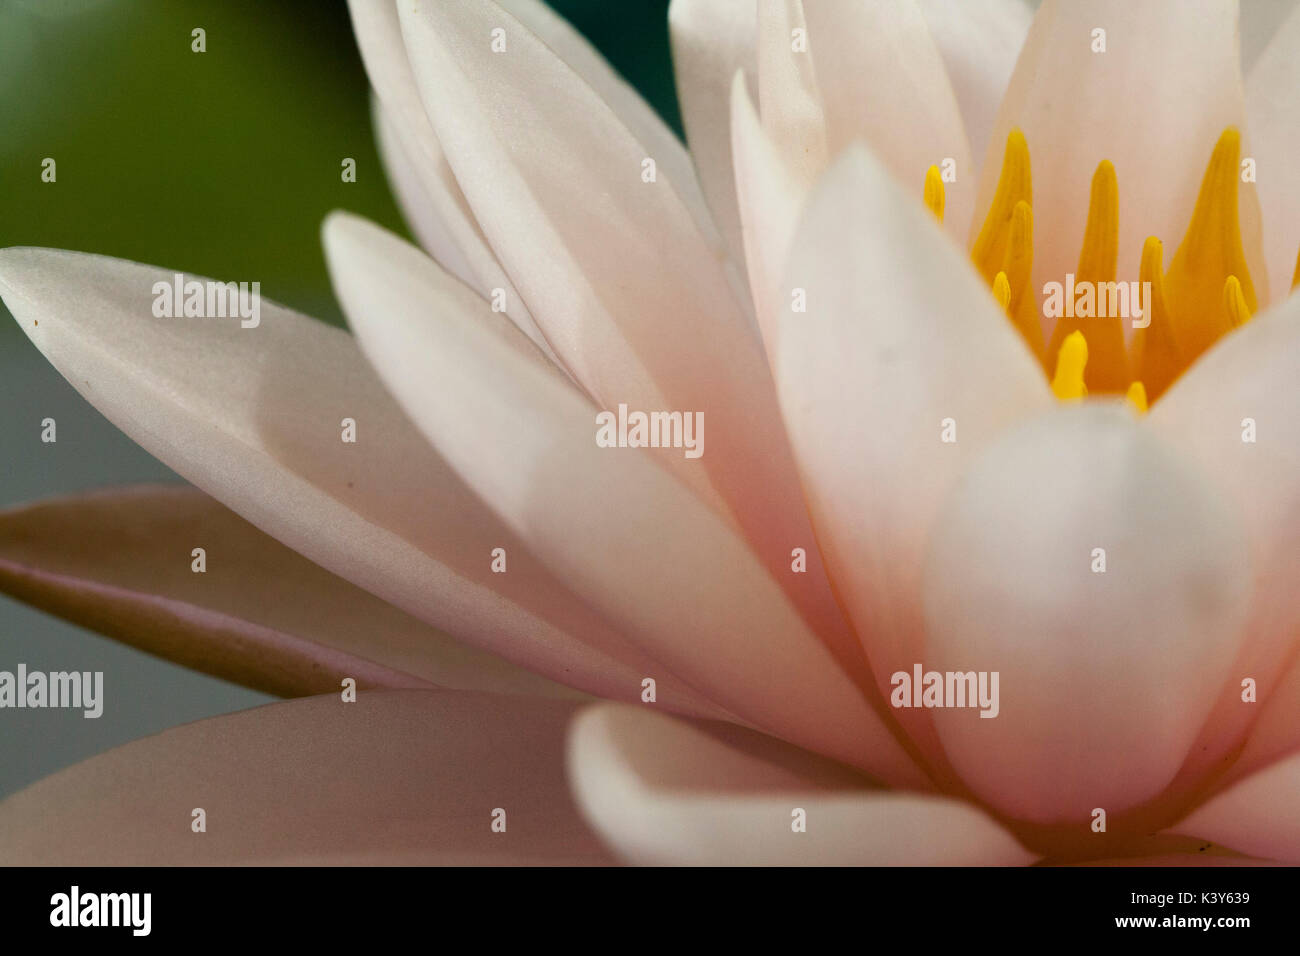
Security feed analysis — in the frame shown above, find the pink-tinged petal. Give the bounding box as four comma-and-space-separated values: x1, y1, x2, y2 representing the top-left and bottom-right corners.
1168, 751, 1300, 863
980, 0, 1264, 298
774, 146, 1051, 769
396, 0, 872, 688
0, 690, 614, 865
1065, 854, 1278, 866
669, 0, 757, 263
916, 0, 1033, 171
1246, 0, 1300, 305
323, 214, 926, 787
1221, 647, 1300, 786
803, 0, 974, 242
0, 484, 573, 699
922, 404, 1252, 825
0, 248, 717, 716
756, 0, 827, 186
567, 704, 1032, 865
1150, 295, 1300, 789
347, 0, 557, 361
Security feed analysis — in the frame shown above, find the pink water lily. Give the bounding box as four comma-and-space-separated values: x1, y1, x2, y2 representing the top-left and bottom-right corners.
1, 0, 1298, 865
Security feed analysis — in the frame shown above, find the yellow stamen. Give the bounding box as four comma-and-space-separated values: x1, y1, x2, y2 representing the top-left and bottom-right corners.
1051, 330, 1088, 401
1164, 128, 1257, 363
1132, 236, 1183, 403
1045, 160, 1130, 393
1222, 274, 1251, 328
1002, 199, 1044, 361
992, 270, 1011, 311
924, 164, 945, 224
971, 129, 1031, 283
1292, 243, 1300, 290
1126, 381, 1148, 414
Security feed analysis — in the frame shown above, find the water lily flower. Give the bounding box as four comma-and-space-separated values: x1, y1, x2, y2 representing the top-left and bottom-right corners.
1, 0, 1298, 866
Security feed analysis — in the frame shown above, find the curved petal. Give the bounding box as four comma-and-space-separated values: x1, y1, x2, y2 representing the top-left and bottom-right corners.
916, 0, 1033, 173
1223, 646, 1300, 786
1168, 750, 1300, 863
669, 0, 757, 263
0, 484, 573, 699
0, 690, 614, 865
1150, 294, 1300, 788
979, 0, 1264, 296
1242, 0, 1299, 74
567, 704, 1033, 865
323, 213, 926, 787
774, 145, 1052, 767
802, 0, 974, 242
1245, 0, 1300, 305
0, 248, 718, 716
921, 404, 1253, 824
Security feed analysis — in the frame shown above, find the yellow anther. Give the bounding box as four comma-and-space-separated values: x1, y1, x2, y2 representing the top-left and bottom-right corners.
1132, 236, 1183, 403
1045, 159, 1129, 393
992, 270, 1011, 311
1126, 381, 1148, 414
971, 129, 1031, 283
1051, 330, 1089, 401
1223, 274, 1252, 329
1001, 199, 1044, 361
924, 164, 945, 224
1164, 128, 1257, 363
1292, 243, 1300, 291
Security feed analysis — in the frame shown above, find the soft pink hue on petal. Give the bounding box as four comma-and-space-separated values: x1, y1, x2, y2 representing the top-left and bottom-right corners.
346, 0, 555, 361
1168, 751, 1300, 862
397, 0, 872, 687
324, 213, 925, 786
922, 404, 1252, 824
1246, 0, 1300, 305
773, 146, 1051, 771
568, 704, 1033, 865
1066, 854, 1279, 866
1222, 647, 1300, 786
979, 0, 1265, 301
0, 248, 705, 713
0, 484, 574, 699
669, 0, 757, 264
0, 690, 614, 865
756, 0, 827, 185
916, 0, 1033, 174
1149, 294, 1300, 791
802, 0, 974, 242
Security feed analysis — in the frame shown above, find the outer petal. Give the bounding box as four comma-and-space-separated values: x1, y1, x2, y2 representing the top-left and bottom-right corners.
567, 704, 1034, 865
395, 0, 873, 689
915, 0, 1033, 173
1169, 751, 1300, 863
774, 146, 1052, 766
1245, 0, 1300, 305
1242, 0, 1299, 74
1223, 647, 1300, 785
0, 248, 717, 717
922, 404, 1252, 824
802, 0, 974, 242
0, 690, 614, 865
1150, 294, 1300, 788
669, 0, 757, 264
323, 214, 926, 788
979, 0, 1264, 297
0, 484, 572, 699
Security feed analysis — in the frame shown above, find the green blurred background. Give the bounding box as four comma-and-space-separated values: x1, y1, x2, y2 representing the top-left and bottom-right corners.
0, 0, 676, 799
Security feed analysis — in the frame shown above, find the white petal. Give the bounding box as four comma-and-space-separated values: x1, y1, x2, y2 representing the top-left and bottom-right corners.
323, 213, 927, 787
397, 0, 869, 683
922, 404, 1253, 824
568, 704, 1034, 865
803, 0, 974, 242
1241, 0, 1299, 74
1149, 292, 1300, 788
0, 690, 613, 865
756, 0, 827, 186
0, 484, 574, 699
0, 247, 715, 716
669, 0, 757, 263
774, 146, 1051, 768
348, 0, 557, 359
979, 0, 1262, 295
916, 0, 1033, 171
1245, 0, 1300, 305
1169, 750, 1300, 862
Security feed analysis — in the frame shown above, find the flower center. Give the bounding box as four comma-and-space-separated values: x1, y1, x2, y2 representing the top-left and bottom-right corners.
924, 127, 1300, 410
